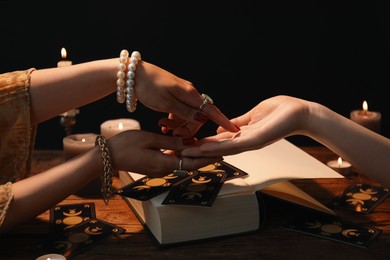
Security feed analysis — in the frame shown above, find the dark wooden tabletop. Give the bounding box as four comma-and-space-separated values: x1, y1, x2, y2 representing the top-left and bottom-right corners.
1, 145, 389, 259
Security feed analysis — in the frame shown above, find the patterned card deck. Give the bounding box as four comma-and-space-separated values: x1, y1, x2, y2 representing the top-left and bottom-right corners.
50, 203, 96, 233
37, 218, 125, 258
198, 161, 249, 181
329, 183, 389, 213
116, 171, 196, 200
283, 212, 382, 248
162, 171, 227, 207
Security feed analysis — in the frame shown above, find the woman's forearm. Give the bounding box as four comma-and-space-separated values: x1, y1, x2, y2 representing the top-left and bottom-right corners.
0, 147, 103, 234
29, 58, 118, 123
307, 102, 390, 187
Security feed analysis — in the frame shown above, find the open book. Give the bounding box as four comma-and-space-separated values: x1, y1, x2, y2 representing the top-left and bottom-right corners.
118, 139, 343, 247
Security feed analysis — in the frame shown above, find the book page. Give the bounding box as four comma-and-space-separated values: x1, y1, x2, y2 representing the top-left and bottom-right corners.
260, 180, 334, 214
223, 139, 343, 191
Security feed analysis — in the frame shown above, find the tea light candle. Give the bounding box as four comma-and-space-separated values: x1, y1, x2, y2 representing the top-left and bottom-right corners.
63, 133, 98, 160
35, 253, 66, 260
57, 47, 72, 67
100, 118, 141, 139
326, 157, 352, 176
350, 100, 381, 133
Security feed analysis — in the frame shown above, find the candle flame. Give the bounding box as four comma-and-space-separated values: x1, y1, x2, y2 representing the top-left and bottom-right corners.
81, 138, 86, 143
337, 157, 343, 168
118, 122, 123, 130
61, 47, 67, 59
362, 100, 368, 112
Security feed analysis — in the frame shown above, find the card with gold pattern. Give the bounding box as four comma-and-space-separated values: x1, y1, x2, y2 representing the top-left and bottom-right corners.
37, 218, 125, 258
284, 212, 382, 248
50, 203, 96, 233
162, 171, 227, 207
329, 183, 389, 213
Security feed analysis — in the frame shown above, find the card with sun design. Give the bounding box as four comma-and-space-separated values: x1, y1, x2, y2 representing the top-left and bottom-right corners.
329, 183, 389, 213
116, 171, 197, 201
283, 212, 382, 248
50, 203, 96, 234
37, 218, 125, 258
162, 171, 227, 207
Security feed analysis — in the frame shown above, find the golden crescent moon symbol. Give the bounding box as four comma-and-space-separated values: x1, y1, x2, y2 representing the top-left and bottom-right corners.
341, 229, 360, 238
198, 164, 217, 172
359, 188, 377, 195
192, 176, 211, 184
63, 210, 82, 217
164, 173, 179, 179
210, 169, 225, 173
84, 226, 103, 235
346, 198, 365, 205
132, 185, 151, 191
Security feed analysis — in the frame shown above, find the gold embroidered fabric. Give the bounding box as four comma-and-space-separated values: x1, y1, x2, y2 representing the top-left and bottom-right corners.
0, 68, 36, 228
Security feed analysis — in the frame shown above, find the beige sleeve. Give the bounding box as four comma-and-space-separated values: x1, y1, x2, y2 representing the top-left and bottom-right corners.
0, 182, 13, 228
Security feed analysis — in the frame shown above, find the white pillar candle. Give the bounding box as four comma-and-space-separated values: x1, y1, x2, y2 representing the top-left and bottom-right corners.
100, 118, 141, 139
326, 157, 352, 176
350, 100, 381, 133
63, 133, 98, 160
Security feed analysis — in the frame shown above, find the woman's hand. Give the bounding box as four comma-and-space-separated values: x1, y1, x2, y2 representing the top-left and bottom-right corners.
135, 61, 240, 136
107, 129, 222, 177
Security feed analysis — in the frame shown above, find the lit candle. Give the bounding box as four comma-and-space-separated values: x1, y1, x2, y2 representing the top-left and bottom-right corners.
57, 47, 72, 67
350, 100, 381, 133
326, 157, 352, 176
57, 47, 79, 118
63, 133, 98, 160
35, 253, 66, 260
100, 118, 141, 139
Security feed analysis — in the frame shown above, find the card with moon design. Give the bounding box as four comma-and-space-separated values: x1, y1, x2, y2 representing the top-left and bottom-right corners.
329, 183, 389, 213
36, 218, 125, 258
162, 171, 227, 207
50, 203, 96, 233
116, 171, 196, 201
283, 212, 382, 248
198, 161, 249, 181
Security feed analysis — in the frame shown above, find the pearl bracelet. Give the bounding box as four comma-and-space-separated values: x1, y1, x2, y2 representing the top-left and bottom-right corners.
116, 49, 141, 112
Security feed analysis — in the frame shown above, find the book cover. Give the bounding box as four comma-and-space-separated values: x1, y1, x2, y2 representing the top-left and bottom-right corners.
118, 139, 343, 246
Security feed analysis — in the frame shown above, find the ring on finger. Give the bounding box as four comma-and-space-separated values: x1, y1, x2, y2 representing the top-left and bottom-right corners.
199, 93, 214, 111
173, 158, 188, 177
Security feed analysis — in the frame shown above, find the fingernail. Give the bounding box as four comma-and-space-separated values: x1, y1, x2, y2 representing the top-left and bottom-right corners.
234, 124, 241, 131
194, 112, 208, 123
182, 137, 195, 146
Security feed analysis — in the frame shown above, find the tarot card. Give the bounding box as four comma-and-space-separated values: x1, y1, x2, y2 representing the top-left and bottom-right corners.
198, 161, 248, 181
116, 171, 196, 201
50, 203, 96, 233
162, 171, 227, 207
283, 212, 382, 248
329, 183, 389, 213
37, 218, 125, 258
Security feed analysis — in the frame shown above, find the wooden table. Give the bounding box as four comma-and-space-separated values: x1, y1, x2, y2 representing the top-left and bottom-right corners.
1, 146, 389, 259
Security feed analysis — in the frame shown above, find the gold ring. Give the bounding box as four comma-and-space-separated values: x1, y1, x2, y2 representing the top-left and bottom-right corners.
199, 93, 214, 111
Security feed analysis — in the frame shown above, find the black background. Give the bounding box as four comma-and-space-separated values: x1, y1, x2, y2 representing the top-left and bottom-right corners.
1, 1, 389, 149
